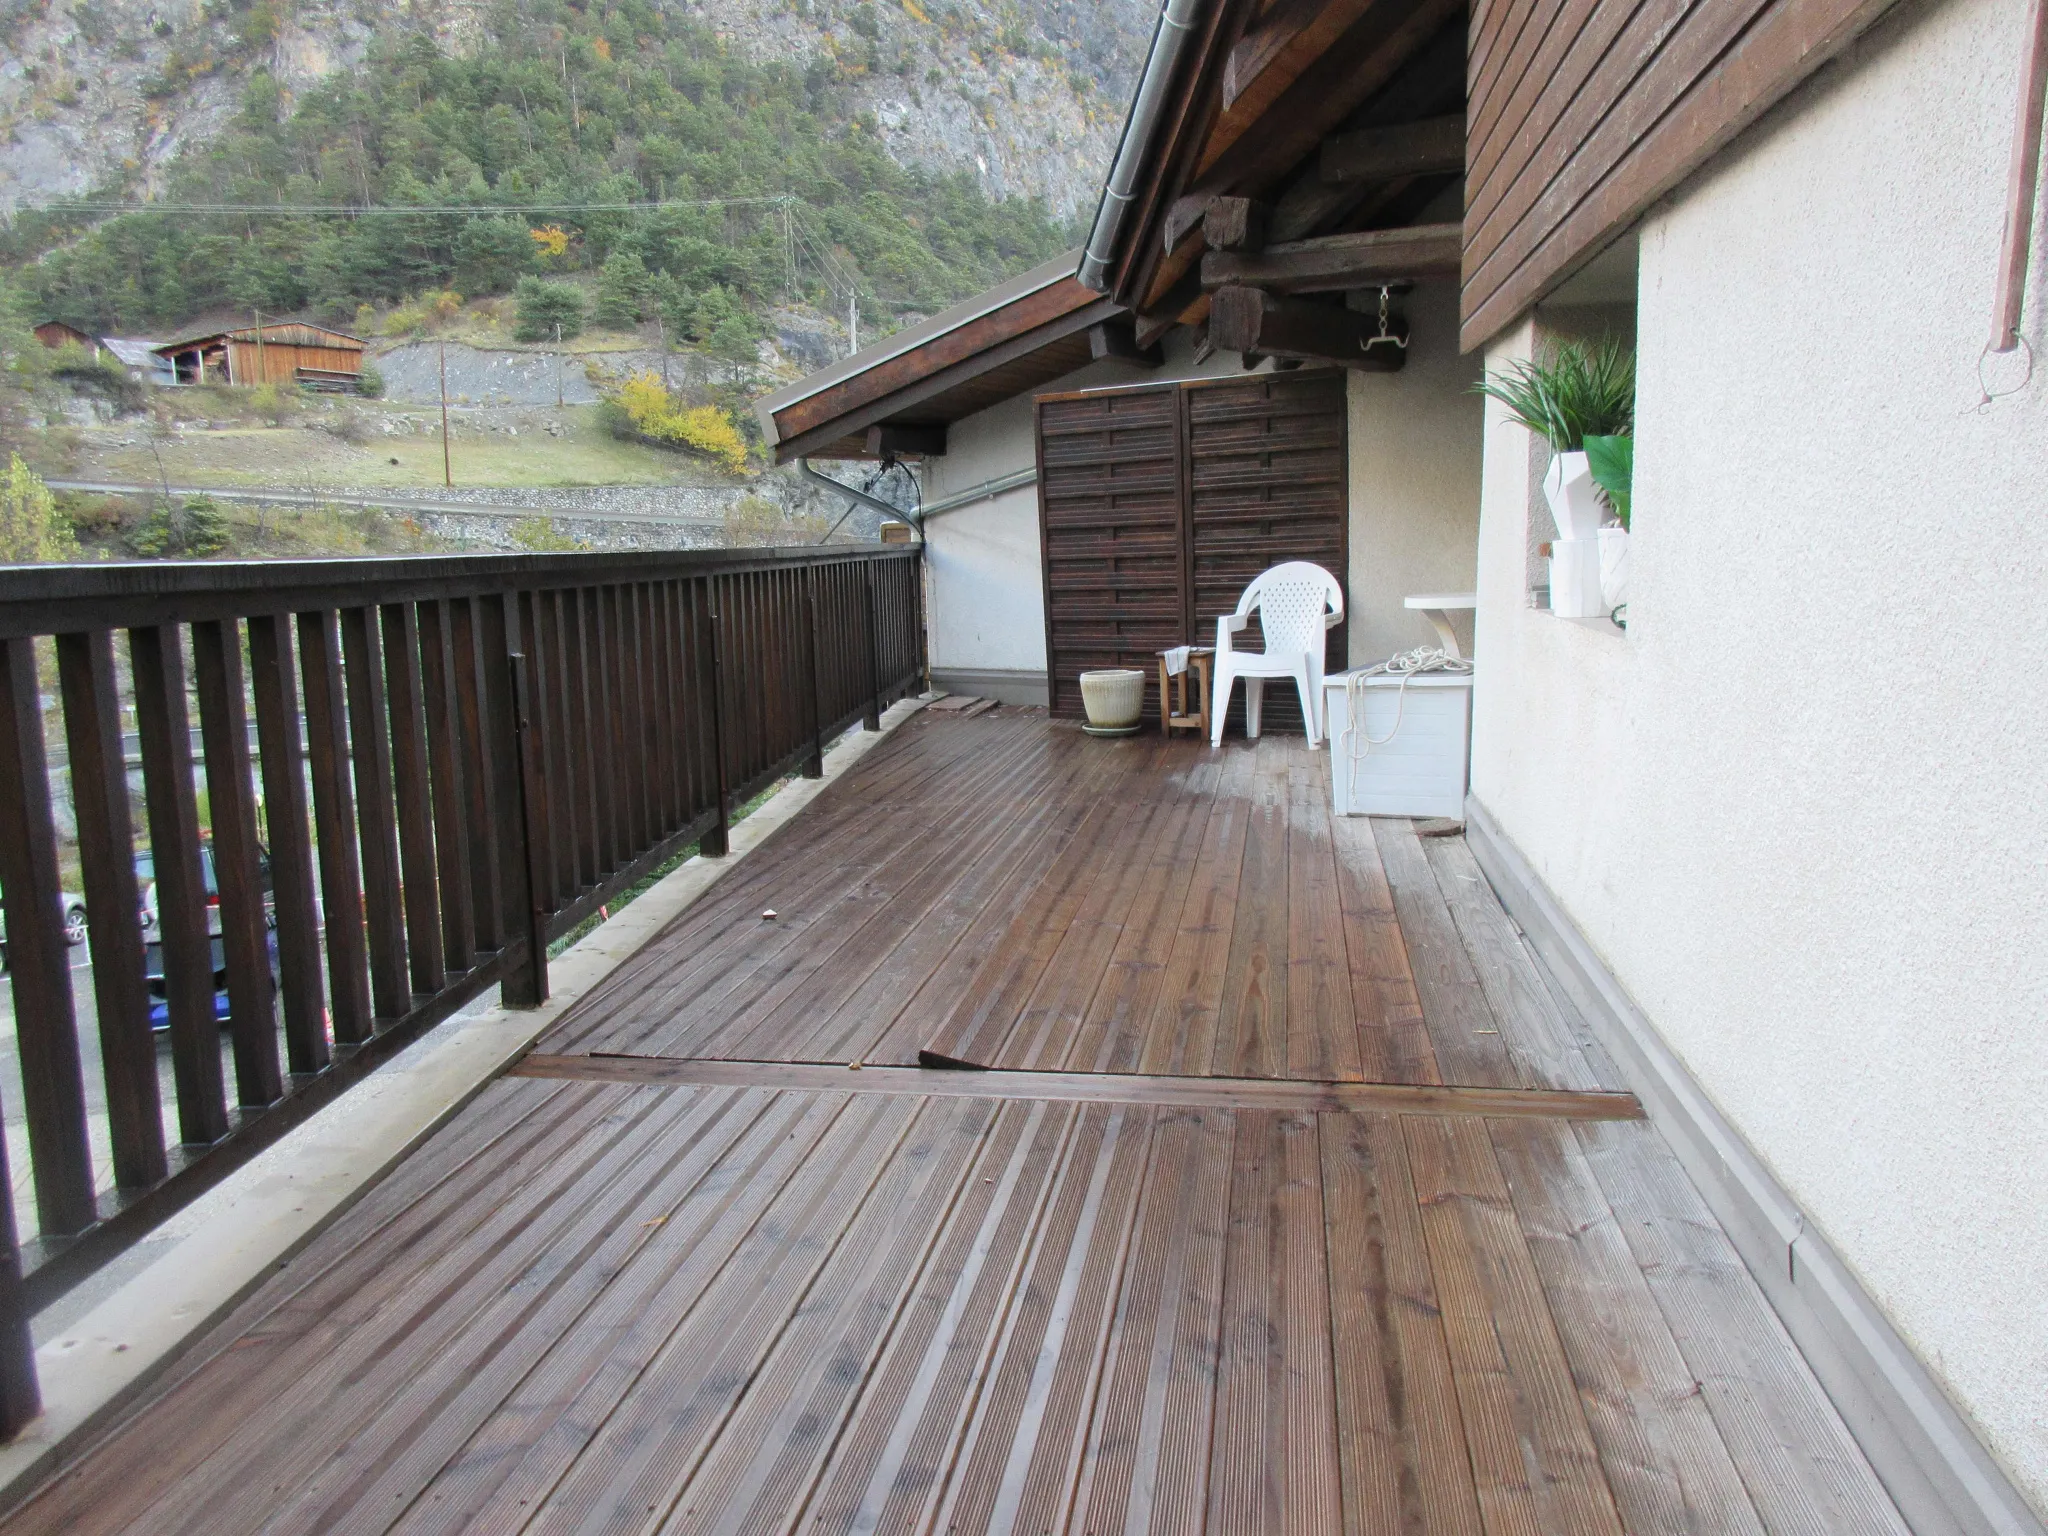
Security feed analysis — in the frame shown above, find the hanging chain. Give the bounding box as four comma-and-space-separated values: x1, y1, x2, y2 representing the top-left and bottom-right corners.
1361, 285, 1410, 352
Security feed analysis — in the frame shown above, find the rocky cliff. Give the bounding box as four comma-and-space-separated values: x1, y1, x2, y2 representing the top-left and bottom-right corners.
0, 0, 1154, 217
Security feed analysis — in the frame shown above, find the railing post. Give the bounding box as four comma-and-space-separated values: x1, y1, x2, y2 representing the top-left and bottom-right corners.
802, 564, 825, 778
862, 559, 882, 732
702, 593, 730, 857
507, 651, 550, 1006
481, 594, 542, 1008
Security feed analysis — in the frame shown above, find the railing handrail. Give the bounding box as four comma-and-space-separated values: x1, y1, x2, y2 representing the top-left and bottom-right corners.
0, 545, 918, 639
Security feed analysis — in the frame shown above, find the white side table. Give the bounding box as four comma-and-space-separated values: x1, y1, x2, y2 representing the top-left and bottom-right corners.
1403, 591, 1477, 658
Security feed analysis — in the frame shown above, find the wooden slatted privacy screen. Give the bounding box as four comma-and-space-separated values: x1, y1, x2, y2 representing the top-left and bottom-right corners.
1461, 0, 1901, 348
0, 545, 922, 1432
1037, 368, 1349, 729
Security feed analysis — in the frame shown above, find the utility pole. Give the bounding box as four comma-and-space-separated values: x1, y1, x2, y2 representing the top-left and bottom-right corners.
659, 314, 669, 389
555, 322, 564, 409
439, 338, 452, 488
848, 291, 858, 355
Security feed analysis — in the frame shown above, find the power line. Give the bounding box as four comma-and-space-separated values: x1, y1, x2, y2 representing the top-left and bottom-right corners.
4, 194, 802, 216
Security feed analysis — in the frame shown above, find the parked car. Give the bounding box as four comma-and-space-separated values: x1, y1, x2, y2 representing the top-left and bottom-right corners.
0, 886, 91, 970
138, 845, 280, 1030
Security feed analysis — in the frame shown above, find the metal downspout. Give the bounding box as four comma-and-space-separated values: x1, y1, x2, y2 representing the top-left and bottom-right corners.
1079, 0, 1206, 294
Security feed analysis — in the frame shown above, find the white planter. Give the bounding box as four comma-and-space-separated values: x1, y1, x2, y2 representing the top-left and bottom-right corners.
1548, 537, 1605, 618
1543, 451, 1607, 540
1078, 668, 1145, 729
1598, 525, 1630, 610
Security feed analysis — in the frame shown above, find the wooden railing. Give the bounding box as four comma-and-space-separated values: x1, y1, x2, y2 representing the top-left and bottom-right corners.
0, 544, 923, 1432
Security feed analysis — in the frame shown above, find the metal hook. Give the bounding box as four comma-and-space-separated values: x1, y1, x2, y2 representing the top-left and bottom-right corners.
1361, 284, 1409, 351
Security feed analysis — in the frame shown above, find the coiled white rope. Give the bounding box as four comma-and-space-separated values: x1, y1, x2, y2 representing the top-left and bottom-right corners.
1339, 646, 1474, 771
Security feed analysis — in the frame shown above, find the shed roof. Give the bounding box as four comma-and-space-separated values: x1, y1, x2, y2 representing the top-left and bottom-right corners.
753, 249, 1125, 463
156, 321, 365, 353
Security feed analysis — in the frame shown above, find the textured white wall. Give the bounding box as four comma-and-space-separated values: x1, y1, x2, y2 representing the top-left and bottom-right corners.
1346, 280, 1484, 663
1467, 0, 2048, 1505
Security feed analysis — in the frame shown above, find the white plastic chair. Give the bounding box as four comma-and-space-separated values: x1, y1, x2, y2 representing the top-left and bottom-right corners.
1210, 561, 1345, 748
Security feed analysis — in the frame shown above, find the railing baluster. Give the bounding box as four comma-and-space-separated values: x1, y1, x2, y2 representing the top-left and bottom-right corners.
414, 600, 473, 978
450, 598, 502, 953
340, 607, 408, 1022
515, 592, 556, 914
562, 589, 596, 891
802, 567, 826, 778
0, 1117, 35, 1432
248, 614, 329, 1076
623, 585, 649, 855
192, 618, 283, 1109
0, 636, 97, 1233
132, 624, 232, 1143
863, 561, 883, 730
56, 630, 164, 1187
536, 591, 573, 900
298, 610, 373, 1046
479, 595, 539, 1006
703, 587, 730, 858
382, 603, 445, 997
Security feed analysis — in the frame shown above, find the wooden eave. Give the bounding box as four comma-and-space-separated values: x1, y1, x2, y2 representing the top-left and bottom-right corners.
1086, 0, 1471, 354
757, 251, 1126, 463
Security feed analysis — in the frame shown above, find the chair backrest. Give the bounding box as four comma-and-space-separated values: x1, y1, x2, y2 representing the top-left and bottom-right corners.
1234, 561, 1344, 654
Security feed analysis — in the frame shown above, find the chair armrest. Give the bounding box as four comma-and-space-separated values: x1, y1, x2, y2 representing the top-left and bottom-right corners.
1323, 611, 1342, 630
1216, 613, 1247, 653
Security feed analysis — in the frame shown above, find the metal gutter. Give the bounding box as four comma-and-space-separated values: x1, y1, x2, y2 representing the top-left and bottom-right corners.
798, 458, 922, 544
1079, 0, 1207, 294
918, 466, 1038, 522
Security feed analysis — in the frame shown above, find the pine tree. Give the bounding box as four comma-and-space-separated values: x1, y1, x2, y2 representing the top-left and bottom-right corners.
593, 251, 649, 330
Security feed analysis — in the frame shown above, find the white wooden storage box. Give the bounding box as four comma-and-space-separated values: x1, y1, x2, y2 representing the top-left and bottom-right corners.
1323, 670, 1474, 819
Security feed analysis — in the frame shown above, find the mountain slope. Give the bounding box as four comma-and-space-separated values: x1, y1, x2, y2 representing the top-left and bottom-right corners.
1, 0, 1152, 219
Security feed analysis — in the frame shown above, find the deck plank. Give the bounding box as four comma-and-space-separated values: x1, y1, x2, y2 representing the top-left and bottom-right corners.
0, 718, 1910, 1536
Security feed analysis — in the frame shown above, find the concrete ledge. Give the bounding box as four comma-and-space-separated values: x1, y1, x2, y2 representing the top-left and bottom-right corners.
0, 697, 930, 1506
1464, 793, 2046, 1536
929, 667, 1048, 707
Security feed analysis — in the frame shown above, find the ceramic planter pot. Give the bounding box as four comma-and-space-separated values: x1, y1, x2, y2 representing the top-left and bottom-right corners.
1549, 538, 1605, 618
1598, 526, 1630, 610
1543, 451, 1607, 541
1078, 669, 1145, 731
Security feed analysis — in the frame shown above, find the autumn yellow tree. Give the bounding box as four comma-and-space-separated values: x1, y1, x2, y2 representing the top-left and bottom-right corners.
0, 455, 80, 563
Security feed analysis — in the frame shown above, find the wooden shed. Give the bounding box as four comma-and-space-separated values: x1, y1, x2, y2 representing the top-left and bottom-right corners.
156, 323, 366, 390
33, 321, 99, 356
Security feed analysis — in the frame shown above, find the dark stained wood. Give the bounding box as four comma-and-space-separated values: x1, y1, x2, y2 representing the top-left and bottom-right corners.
447, 597, 502, 953
1202, 194, 1270, 251
1461, 0, 1902, 348
1321, 110, 1465, 181
0, 637, 97, 1231
247, 615, 329, 1076
191, 619, 283, 1108
1203, 220, 1462, 291
1207, 285, 1410, 368
55, 631, 164, 1188
381, 603, 446, 996
1087, 320, 1164, 366
297, 610, 373, 1045
413, 600, 474, 977
0, 715, 1909, 1534
131, 625, 231, 1146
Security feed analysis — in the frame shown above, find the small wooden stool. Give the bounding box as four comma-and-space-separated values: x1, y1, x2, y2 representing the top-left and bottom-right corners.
1157, 648, 1214, 738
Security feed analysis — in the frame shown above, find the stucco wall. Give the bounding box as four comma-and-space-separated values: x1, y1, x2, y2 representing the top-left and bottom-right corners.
1467, 0, 2048, 1507
1346, 280, 1483, 663
921, 298, 1484, 690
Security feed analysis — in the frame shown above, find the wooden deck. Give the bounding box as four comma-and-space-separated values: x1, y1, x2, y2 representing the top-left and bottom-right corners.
0, 710, 1909, 1534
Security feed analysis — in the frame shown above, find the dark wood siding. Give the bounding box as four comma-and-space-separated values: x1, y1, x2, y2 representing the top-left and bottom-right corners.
1037, 369, 1349, 730
1186, 370, 1349, 734
1460, 0, 1899, 348
1036, 386, 1188, 722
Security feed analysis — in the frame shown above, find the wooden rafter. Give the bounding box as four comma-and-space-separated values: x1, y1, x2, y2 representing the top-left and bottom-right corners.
1203, 222, 1463, 291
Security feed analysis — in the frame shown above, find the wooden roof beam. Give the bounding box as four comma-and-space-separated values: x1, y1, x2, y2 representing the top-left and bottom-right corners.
1192, 0, 1466, 198
1202, 222, 1463, 292
1208, 285, 1409, 369
1321, 114, 1465, 182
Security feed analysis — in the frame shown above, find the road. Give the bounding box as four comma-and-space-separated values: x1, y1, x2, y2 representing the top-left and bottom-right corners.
45, 479, 729, 532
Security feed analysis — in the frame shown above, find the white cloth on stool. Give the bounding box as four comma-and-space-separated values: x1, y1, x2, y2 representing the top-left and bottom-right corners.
1163, 645, 1192, 676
